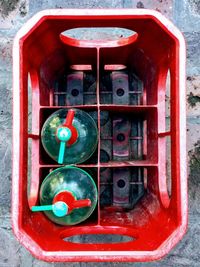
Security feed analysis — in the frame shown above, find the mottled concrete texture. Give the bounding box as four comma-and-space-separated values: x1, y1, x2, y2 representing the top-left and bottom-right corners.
0, 0, 200, 266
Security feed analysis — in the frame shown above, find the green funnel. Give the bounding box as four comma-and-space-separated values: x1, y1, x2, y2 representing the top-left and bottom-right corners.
41, 108, 98, 164
31, 166, 97, 225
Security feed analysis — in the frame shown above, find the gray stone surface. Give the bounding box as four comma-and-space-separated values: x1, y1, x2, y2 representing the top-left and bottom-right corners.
0, 0, 200, 266
174, 0, 200, 32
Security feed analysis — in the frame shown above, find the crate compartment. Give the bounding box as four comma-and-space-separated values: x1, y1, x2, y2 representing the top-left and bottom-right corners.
99, 43, 158, 105
100, 167, 145, 209
100, 107, 157, 163
39, 47, 97, 106
100, 69, 143, 105
25, 166, 98, 251
39, 107, 98, 165
53, 69, 97, 106
99, 166, 176, 251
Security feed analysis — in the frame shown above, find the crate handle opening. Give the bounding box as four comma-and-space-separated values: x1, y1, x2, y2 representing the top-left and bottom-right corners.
62, 234, 135, 244
60, 27, 138, 48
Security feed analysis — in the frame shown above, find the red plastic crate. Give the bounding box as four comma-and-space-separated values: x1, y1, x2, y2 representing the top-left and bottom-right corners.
12, 9, 187, 262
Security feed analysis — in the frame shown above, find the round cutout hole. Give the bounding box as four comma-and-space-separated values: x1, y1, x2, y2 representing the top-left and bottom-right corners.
71, 89, 79, 97
116, 88, 124, 96
117, 179, 126, 188
117, 133, 125, 142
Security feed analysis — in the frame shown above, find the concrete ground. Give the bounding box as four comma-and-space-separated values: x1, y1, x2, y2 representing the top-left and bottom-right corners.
0, 0, 200, 266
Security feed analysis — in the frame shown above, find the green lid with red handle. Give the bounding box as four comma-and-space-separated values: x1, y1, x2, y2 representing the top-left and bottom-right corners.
41, 108, 98, 165
31, 166, 97, 225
